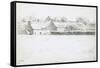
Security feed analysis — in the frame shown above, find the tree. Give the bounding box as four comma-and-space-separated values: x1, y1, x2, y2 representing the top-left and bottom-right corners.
45, 16, 52, 21
65, 25, 78, 32
60, 17, 67, 22
25, 21, 33, 35
76, 17, 88, 25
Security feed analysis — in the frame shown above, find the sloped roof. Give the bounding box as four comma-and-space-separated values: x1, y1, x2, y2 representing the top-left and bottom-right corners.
45, 21, 57, 30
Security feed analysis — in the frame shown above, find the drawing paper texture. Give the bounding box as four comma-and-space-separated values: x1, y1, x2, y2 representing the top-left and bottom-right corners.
16, 3, 96, 65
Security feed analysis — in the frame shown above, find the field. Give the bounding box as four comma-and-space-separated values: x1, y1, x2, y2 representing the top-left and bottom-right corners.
16, 35, 96, 65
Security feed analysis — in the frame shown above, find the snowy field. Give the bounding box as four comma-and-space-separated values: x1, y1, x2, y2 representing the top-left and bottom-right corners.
16, 35, 96, 65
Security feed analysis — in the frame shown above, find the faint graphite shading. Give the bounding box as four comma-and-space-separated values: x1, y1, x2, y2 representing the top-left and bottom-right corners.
17, 16, 96, 35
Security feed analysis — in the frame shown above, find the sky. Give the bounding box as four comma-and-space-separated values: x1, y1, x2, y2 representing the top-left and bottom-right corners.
16, 3, 96, 23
